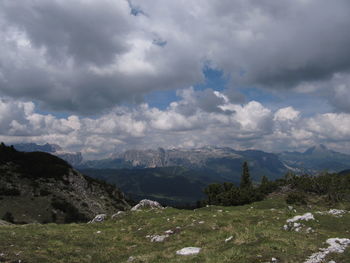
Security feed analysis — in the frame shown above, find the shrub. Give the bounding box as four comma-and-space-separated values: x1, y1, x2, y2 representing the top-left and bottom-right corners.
2, 212, 15, 223
0, 187, 21, 196
285, 192, 307, 205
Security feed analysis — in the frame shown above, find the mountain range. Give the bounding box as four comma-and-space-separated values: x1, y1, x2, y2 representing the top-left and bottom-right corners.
13, 143, 83, 167
9, 142, 350, 206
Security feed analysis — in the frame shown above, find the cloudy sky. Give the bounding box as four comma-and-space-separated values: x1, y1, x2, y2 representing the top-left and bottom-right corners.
1, 0, 350, 159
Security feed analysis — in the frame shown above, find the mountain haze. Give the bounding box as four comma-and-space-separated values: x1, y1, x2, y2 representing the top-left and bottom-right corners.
279, 144, 350, 174
13, 143, 83, 167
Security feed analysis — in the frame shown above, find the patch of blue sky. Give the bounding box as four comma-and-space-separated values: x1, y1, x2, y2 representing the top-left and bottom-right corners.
145, 68, 229, 109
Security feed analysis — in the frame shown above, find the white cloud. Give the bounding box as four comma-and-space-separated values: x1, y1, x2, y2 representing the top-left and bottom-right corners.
1, 89, 350, 158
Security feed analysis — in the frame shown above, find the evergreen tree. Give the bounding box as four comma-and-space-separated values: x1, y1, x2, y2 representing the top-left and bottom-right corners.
240, 161, 252, 189
259, 175, 274, 195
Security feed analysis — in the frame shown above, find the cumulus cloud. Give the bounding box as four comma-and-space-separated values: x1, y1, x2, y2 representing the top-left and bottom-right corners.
2, 89, 350, 158
1, 0, 350, 113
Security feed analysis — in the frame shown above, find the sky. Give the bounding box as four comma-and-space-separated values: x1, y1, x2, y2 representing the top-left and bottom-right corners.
1, 0, 350, 159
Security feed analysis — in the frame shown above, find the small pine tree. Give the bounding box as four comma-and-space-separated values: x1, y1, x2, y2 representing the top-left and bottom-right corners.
240, 161, 252, 189
259, 175, 272, 195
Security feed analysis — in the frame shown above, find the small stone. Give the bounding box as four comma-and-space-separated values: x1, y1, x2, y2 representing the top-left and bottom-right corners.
198, 221, 205, 224
225, 236, 233, 243
111, 211, 125, 219
164, 230, 174, 235
88, 214, 107, 224
127, 256, 135, 262
176, 247, 201, 256
96, 231, 101, 234
271, 257, 277, 262
150, 235, 168, 242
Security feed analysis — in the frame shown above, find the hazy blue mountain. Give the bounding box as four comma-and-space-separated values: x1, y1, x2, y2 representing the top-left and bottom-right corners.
13, 143, 62, 153
278, 144, 350, 174
13, 143, 83, 166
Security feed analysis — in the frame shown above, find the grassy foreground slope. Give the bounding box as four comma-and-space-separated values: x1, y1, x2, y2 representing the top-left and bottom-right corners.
1, 197, 350, 263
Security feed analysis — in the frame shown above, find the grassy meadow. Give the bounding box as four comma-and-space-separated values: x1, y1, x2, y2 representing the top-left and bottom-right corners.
1, 197, 350, 263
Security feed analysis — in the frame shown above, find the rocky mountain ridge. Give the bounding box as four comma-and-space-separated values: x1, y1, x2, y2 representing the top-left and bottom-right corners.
13, 143, 83, 166
11, 143, 350, 177
0, 143, 129, 224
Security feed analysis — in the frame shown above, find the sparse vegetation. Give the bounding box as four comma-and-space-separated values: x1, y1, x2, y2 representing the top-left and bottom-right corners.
203, 162, 276, 206
0, 197, 350, 262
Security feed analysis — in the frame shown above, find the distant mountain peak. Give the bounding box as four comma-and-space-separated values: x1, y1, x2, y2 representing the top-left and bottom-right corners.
304, 144, 329, 155
12, 142, 82, 166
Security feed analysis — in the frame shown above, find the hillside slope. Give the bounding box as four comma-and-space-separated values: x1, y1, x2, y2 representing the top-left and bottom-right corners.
80, 167, 213, 206
0, 144, 130, 224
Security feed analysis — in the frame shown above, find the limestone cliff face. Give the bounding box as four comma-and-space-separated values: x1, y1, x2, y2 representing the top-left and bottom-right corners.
0, 144, 130, 224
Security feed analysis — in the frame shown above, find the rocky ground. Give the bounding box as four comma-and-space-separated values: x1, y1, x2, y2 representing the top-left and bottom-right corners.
0, 197, 350, 263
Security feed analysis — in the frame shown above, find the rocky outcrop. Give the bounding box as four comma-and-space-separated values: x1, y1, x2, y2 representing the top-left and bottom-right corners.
131, 199, 163, 211
0, 144, 130, 224
304, 238, 350, 263
88, 214, 107, 223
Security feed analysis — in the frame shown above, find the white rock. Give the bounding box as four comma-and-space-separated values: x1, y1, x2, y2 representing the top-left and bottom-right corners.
304, 238, 350, 263
225, 236, 233, 243
284, 213, 315, 232
127, 256, 135, 262
287, 213, 315, 223
111, 211, 125, 219
131, 199, 163, 211
328, 209, 347, 217
150, 235, 168, 242
88, 214, 107, 223
0, 220, 12, 226
176, 247, 201, 256
96, 231, 101, 234
271, 257, 277, 262
198, 221, 205, 224
164, 230, 174, 235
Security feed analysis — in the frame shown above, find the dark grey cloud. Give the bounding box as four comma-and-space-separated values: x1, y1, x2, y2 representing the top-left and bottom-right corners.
1, 0, 350, 114
1, 0, 131, 65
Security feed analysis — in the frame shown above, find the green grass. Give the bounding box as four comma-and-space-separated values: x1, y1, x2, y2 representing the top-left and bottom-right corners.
1, 197, 350, 263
